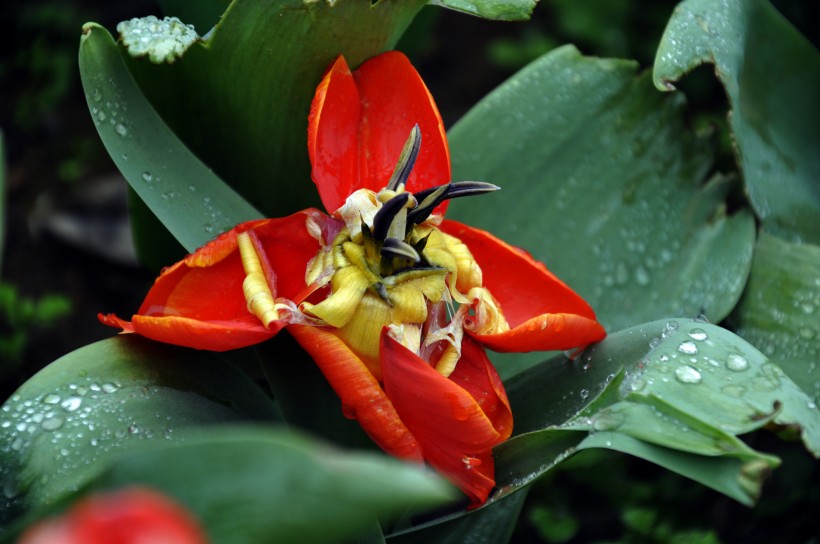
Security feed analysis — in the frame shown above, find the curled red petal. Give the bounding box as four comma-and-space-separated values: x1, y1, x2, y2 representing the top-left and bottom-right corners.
287, 324, 423, 462
100, 211, 322, 350
308, 52, 451, 214
381, 332, 509, 506
18, 487, 207, 544
440, 220, 606, 352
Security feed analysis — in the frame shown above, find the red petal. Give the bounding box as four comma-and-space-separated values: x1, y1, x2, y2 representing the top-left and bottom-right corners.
19, 487, 207, 544
308, 52, 451, 214
308, 56, 361, 214
440, 220, 606, 352
354, 52, 451, 207
100, 211, 321, 351
381, 333, 509, 506
287, 324, 423, 462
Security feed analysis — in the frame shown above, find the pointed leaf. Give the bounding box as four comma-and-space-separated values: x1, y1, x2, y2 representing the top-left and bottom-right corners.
0, 336, 278, 526
654, 0, 820, 243
447, 46, 755, 355
78, 23, 263, 253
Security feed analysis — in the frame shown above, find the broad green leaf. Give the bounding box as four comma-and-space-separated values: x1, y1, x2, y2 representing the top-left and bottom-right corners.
157, 0, 231, 33
730, 232, 820, 403
447, 45, 755, 350
76, 427, 453, 544
494, 319, 819, 505
119, 0, 427, 221
654, 0, 820, 244
78, 23, 263, 253
0, 336, 278, 526
386, 487, 528, 543
428, 0, 537, 21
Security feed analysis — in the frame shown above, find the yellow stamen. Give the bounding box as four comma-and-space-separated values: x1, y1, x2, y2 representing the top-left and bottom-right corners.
237, 231, 278, 327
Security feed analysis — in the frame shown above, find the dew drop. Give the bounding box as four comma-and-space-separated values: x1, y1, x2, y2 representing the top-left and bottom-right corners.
115, 123, 128, 136
61, 397, 82, 412
579, 389, 590, 399
141, 172, 153, 183
677, 341, 698, 355
42, 394, 61, 405
675, 365, 702, 384
92, 87, 103, 102
96, 110, 106, 122
101, 382, 119, 394
634, 265, 651, 286
41, 417, 64, 431
688, 328, 708, 341
204, 223, 214, 234
726, 354, 749, 372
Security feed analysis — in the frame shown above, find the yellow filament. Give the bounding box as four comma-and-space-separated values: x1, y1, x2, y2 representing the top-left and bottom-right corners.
237, 232, 278, 327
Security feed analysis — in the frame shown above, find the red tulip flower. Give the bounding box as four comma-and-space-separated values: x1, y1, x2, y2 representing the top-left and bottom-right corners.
100, 51, 605, 506
18, 487, 207, 544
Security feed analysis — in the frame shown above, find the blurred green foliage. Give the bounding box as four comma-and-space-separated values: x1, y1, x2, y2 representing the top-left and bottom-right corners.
0, 282, 70, 370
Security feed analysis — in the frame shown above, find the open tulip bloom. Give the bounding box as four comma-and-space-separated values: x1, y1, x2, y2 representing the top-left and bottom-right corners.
99, 51, 606, 506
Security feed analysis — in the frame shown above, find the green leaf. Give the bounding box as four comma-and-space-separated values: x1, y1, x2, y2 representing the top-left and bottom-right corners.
730, 232, 820, 403
494, 319, 819, 505
653, 0, 820, 244
0, 336, 278, 526
79, 427, 453, 544
428, 0, 537, 21
78, 23, 263, 253
119, 0, 427, 221
157, 0, 231, 34
447, 45, 755, 348
386, 487, 528, 543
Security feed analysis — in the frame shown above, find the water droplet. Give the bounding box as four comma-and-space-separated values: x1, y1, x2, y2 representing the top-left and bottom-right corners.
188, 184, 197, 192
634, 265, 651, 286
141, 172, 153, 183
799, 328, 816, 340
726, 354, 749, 372
101, 382, 119, 393
675, 365, 702, 384
800, 302, 816, 315
121, 153, 129, 161
92, 87, 103, 102
15, 422, 27, 432
115, 123, 128, 136
42, 394, 61, 405
579, 388, 589, 399
41, 417, 64, 431
677, 341, 698, 355
128, 423, 140, 435
688, 328, 708, 341
61, 397, 82, 412
96, 110, 106, 122
630, 378, 647, 392
204, 223, 213, 233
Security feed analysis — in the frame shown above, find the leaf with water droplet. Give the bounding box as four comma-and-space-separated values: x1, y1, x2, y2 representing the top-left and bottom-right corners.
0, 336, 278, 525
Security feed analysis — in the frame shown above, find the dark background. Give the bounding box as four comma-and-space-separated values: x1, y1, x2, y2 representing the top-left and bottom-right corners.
1, 1, 818, 542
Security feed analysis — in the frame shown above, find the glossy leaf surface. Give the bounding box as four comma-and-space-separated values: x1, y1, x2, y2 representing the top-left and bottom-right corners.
654, 0, 820, 243
78, 24, 263, 253
0, 336, 278, 526
447, 46, 755, 377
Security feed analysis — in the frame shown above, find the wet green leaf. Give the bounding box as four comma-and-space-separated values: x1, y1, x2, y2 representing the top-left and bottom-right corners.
428, 0, 537, 21
0, 336, 278, 526
494, 319, 819, 505
447, 46, 755, 354
78, 23, 263, 253
654, 0, 820, 243
80, 427, 453, 544
730, 232, 820, 403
